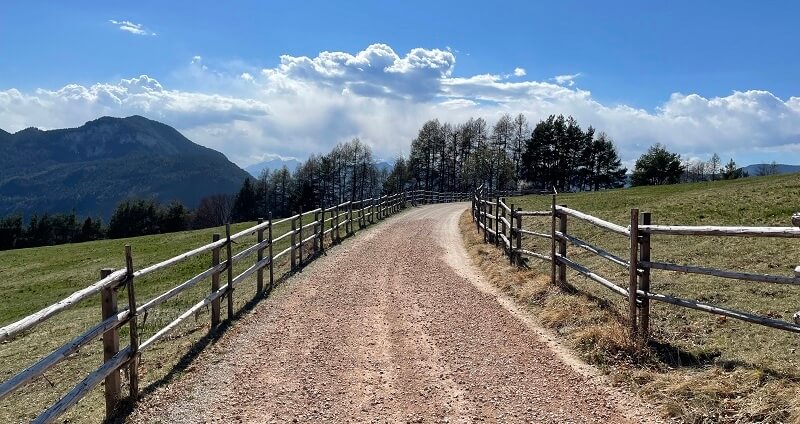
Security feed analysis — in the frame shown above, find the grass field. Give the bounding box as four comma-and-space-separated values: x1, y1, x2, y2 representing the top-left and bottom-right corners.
466, 173, 800, 422
0, 210, 363, 423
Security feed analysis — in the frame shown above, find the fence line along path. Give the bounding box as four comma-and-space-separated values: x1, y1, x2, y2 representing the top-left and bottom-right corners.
0, 190, 470, 423
471, 185, 800, 343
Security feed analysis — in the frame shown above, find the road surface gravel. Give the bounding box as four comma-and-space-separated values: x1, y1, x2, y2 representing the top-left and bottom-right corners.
133, 203, 660, 423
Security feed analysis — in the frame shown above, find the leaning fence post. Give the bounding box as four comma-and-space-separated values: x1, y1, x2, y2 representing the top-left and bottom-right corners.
558, 206, 567, 287
211, 233, 221, 327
225, 224, 234, 320
550, 195, 557, 285
640, 212, 652, 342
268, 212, 274, 293
100, 268, 120, 418
629, 208, 640, 341
124, 245, 139, 400
256, 218, 264, 294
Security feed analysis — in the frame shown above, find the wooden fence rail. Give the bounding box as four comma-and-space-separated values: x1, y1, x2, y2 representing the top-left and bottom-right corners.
0, 189, 470, 423
471, 188, 800, 347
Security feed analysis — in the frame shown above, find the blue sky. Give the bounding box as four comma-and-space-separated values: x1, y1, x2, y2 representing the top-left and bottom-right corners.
1, 1, 799, 168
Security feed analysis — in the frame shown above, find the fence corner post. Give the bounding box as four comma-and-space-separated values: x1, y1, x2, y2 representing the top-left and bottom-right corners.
100, 268, 120, 419
211, 233, 221, 327
629, 208, 640, 342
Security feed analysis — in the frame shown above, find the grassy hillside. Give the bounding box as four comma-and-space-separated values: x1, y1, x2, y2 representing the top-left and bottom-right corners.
0, 212, 348, 422
486, 173, 800, 421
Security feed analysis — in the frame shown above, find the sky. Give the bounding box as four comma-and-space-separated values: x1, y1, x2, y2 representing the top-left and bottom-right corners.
1, 1, 799, 169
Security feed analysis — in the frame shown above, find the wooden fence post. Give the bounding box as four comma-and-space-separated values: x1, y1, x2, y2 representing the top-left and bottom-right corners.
314, 210, 320, 252
334, 203, 340, 243
124, 245, 139, 400
515, 207, 523, 266
268, 213, 274, 293
291, 215, 297, 270
494, 197, 500, 247
225, 224, 234, 321
256, 218, 264, 294
629, 209, 640, 341
500, 197, 507, 254
100, 268, 120, 418
640, 212, 652, 341
482, 200, 488, 243
550, 195, 557, 285
318, 203, 325, 252
298, 209, 304, 266
211, 233, 221, 327
558, 206, 567, 287
348, 201, 353, 236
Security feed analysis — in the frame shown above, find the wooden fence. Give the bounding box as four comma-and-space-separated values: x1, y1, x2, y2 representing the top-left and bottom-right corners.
471, 185, 800, 343
0, 190, 470, 423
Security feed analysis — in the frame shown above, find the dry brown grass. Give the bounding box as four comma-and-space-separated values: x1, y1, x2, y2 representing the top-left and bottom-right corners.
459, 210, 800, 424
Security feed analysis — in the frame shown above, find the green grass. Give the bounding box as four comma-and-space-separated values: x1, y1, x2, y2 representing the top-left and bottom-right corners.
0, 209, 365, 423
495, 173, 800, 421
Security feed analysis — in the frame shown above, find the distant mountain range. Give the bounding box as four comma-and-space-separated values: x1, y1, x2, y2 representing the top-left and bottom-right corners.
245, 158, 392, 177
0, 116, 251, 219
245, 158, 302, 177
741, 164, 800, 176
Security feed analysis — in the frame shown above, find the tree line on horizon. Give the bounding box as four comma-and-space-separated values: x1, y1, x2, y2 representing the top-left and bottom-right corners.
0, 113, 767, 250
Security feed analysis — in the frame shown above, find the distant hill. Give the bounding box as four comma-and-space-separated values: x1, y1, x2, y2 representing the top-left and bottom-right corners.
245, 158, 302, 177
741, 163, 800, 176
0, 116, 251, 219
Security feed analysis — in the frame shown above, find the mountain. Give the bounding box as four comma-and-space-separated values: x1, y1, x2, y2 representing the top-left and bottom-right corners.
375, 161, 392, 173
245, 158, 302, 177
742, 163, 800, 176
0, 116, 251, 219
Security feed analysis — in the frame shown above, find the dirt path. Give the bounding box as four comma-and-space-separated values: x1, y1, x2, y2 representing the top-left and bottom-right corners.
133, 203, 659, 423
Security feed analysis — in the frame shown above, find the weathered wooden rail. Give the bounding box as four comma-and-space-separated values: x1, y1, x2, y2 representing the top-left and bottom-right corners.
0, 189, 469, 422
471, 186, 800, 343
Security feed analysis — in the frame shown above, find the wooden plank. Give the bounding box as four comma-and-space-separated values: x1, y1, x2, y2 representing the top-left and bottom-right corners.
639, 212, 652, 340
34, 347, 132, 424
556, 206, 630, 236
100, 268, 120, 418
641, 261, 800, 285
0, 268, 126, 342
516, 210, 552, 217
124, 245, 139, 400
639, 224, 800, 238
641, 291, 800, 333
211, 234, 221, 327
555, 231, 629, 270
0, 309, 129, 402
517, 228, 551, 239
629, 209, 639, 340
514, 249, 551, 262
557, 254, 630, 298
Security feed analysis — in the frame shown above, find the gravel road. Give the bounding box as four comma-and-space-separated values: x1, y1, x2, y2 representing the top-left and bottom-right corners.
133, 203, 659, 423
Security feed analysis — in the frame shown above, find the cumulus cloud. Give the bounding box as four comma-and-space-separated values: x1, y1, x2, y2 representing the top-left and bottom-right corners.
1, 44, 799, 167
513, 67, 527, 77
554, 73, 580, 86
109, 19, 156, 36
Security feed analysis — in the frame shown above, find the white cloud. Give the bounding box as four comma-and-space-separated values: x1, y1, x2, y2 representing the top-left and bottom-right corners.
513, 67, 527, 77
554, 73, 581, 86
109, 19, 156, 36
1, 44, 799, 167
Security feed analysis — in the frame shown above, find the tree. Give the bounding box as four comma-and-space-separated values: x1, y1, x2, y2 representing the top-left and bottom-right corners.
708, 153, 721, 181
721, 158, 748, 180
756, 161, 780, 176
159, 201, 189, 233
232, 178, 259, 222
79, 216, 104, 242
630, 143, 684, 186
0, 215, 23, 250
193, 194, 235, 228
585, 133, 628, 190
108, 199, 161, 238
